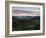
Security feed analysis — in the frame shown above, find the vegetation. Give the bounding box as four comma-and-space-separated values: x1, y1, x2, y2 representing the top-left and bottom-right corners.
12, 16, 40, 31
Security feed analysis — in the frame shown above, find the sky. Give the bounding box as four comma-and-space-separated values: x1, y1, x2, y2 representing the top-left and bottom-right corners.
12, 7, 40, 13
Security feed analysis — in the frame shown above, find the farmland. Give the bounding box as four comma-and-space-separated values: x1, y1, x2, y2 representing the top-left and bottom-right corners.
12, 16, 40, 31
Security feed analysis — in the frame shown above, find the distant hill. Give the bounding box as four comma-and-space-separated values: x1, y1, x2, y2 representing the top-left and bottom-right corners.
12, 16, 40, 22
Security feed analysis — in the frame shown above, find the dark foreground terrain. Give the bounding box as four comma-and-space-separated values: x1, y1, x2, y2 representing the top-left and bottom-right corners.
12, 16, 40, 31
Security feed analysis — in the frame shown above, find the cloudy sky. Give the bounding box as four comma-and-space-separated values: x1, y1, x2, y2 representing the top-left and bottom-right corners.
12, 7, 40, 12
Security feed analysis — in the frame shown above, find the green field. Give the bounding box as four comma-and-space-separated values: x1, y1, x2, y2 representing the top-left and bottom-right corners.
12, 16, 40, 31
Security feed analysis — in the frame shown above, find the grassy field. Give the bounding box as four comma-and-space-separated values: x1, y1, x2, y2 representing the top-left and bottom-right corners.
12, 16, 40, 31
